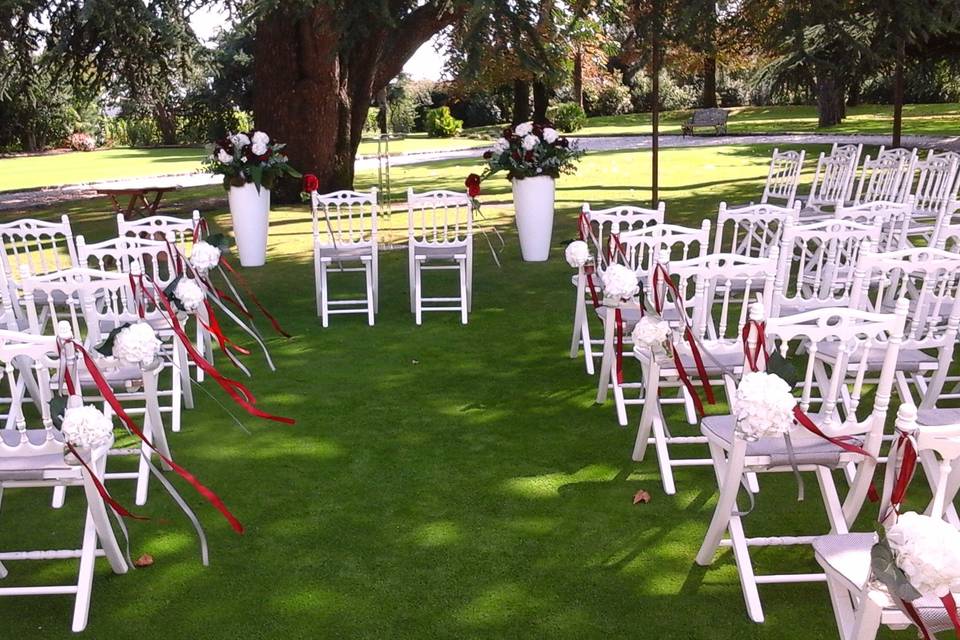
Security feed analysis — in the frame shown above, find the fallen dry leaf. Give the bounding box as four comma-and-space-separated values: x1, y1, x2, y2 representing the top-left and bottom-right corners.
134, 554, 154, 568
633, 490, 652, 505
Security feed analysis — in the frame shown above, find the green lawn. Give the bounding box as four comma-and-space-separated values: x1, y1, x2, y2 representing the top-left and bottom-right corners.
1, 143, 921, 639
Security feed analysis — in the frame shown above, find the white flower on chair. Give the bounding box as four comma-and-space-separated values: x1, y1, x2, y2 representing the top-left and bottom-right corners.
733, 371, 796, 441
887, 512, 960, 597
600, 264, 639, 300
174, 278, 206, 313
632, 316, 672, 354
113, 322, 162, 367
564, 240, 591, 268
190, 241, 222, 273
61, 405, 114, 449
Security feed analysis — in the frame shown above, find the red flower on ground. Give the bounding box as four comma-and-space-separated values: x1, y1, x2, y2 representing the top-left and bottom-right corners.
303, 174, 319, 193
464, 173, 482, 197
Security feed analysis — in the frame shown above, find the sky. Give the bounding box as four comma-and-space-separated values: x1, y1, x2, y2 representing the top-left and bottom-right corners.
189, 5, 447, 81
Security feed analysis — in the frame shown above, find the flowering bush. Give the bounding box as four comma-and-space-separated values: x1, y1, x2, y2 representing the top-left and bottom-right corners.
887, 512, 960, 598
564, 240, 592, 268
68, 132, 96, 152
632, 316, 672, 354
61, 404, 113, 449
601, 264, 640, 301
733, 371, 796, 441
113, 322, 162, 368
481, 121, 583, 181
424, 106, 463, 138
548, 103, 588, 133
204, 130, 301, 192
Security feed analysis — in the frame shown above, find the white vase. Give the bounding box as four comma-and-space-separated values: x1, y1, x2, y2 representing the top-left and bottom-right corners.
228, 183, 271, 267
511, 176, 556, 262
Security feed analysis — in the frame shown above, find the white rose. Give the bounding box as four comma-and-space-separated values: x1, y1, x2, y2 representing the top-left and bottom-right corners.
174, 277, 206, 313
251, 131, 270, 146
601, 264, 639, 301
113, 322, 162, 367
514, 121, 533, 136
217, 148, 233, 164
542, 127, 559, 143
632, 316, 672, 352
190, 241, 221, 273
565, 240, 591, 268
61, 405, 114, 449
251, 142, 268, 157
230, 132, 250, 147
733, 371, 796, 441
522, 134, 539, 151
888, 511, 960, 598
492, 138, 510, 154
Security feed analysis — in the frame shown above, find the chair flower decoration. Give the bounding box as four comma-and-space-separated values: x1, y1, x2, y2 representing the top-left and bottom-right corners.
564, 240, 592, 268
733, 371, 797, 442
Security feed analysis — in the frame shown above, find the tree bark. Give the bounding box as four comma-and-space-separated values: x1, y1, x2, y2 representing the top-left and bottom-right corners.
815, 72, 845, 128
651, 7, 661, 207
573, 47, 584, 108
154, 102, 178, 145
376, 87, 389, 135
512, 79, 531, 124
701, 55, 717, 108
892, 38, 905, 148
533, 80, 549, 122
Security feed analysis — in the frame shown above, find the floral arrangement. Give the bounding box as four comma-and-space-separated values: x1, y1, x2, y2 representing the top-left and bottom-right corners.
482, 121, 583, 181
191, 241, 222, 273
166, 276, 206, 313
68, 132, 96, 152
733, 371, 797, 441
600, 264, 640, 301
564, 240, 592, 268
204, 131, 301, 193
632, 316, 673, 355
886, 512, 960, 598
60, 404, 114, 449
113, 322, 163, 368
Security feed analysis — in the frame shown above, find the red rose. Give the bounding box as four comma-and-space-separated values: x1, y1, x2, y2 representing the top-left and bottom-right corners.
558, 137, 570, 148
483, 150, 493, 159
303, 174, 319, 193
464, 173, 481, 198
524, 150, 534, 161
502, 126, 513, 138
512, 150, 521, 161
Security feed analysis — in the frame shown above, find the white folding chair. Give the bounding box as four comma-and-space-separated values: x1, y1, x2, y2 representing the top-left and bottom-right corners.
20, 266, 171, 506
814, 404, 960, 640
831, 143, 864, 204
311, 189, 379, 327
760, 148, 805, 208
570, 202, 664, 375
631, 251, 778, 494
713, 201, 800, 258
695, 300, 908, 623
0, 326, 128, 632
407, 189, 473, 325
853, 147, 917, 206
595, 221, 711, 426
836, 200, 914, 252
799, 150, 860, 217
908, 152, 959, 247
117, 210, 200, 251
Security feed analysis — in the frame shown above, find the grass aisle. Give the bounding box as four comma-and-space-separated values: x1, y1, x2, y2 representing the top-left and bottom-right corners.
2, 144, 906, 639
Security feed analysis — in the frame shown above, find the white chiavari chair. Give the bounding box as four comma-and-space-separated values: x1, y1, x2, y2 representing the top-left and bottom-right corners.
407, 189, 473, 325
696, 300, 908, 623
836, 199, 914, 252
854, 147, 917, 206
311, 189, 379, 327
799, 150, 859, 218
570, 203, 664, 375
713, 201, 800, 258
117, 210, 200, 252
814, 404, 960, 640
908, 152, 959, 247
832, 143, 864, 203
0, 325, 128, 632
760, 148, 805, 208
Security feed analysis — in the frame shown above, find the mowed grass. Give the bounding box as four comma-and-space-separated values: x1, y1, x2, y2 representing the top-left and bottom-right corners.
0, 144, 917, 639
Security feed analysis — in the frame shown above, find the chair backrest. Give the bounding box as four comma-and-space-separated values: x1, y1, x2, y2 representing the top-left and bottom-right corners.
854, 148, 917, 205
756, 300, 907, 442
760, 148, 805, 207
911, 153, 959, 217
806, 150, 859, 209
76, 233, 180, 289
772, 218, 883, 315
936, 223, 960, 253
0, 327, 67, 436
407, 189, 472, 247
311, 189, 378, 247
117, 210, 200, 255
713, 201, 800, 257
666, 251, 778, 344
582, 202, 664, 267
615, 221, 710, 277
835, 199, 913, 251
0, 215, 79, 284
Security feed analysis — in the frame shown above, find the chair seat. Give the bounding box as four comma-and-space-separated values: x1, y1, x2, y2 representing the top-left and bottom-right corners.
917, 407, 960, 426
816, 341, 936, 373
594, 306, 684, 327
701, 414, 858, 466
316, 244, 374, 261
415, 245, 467, 261
635, 344, 744, 373
0, 429, 69, 474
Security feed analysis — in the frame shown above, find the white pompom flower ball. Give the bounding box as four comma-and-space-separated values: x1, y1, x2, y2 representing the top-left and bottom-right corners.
251, 131, 270, 146
522, 134, 540, 151
61, 405, 114, 449
174, 278, 206, 313
542, 127, 559, 144
733, 371, 796, 441
601, 264, 639, 300
190, 241, 221, 273
565, 241, 591, 268
887, 511, 960, 598
632, 316, 672, 353
251, 141, 268, 156
113, 322, 162, 367
230, 132, 250, 148
514, 121, 533, 137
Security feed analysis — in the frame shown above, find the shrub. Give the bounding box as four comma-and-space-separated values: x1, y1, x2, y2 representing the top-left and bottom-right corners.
363, 107, 379, 134
585, 81, 632, 116
67, 132, 96, 151
389, 97, 418, 133
547, 102, 587, 133
424, 106, 462, 138
449, 94, 502, 128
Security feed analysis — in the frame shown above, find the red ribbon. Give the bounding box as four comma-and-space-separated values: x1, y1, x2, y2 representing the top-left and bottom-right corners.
940, 592, 960, 638
672, 347, 705, 416
615, 308, 625, 384
219, 257, 291, 338
63, 340, 244, 533
201, 299, 251, 359
66, 441, 148, 521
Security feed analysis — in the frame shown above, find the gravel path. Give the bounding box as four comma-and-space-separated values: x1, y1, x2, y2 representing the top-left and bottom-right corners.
3, 132, 958, 212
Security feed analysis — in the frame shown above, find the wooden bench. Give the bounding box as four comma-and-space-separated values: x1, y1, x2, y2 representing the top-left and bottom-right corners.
681, 108, 728, 137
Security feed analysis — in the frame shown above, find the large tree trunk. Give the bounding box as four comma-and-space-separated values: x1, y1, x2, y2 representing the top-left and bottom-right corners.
512, 79, 531, 124
892, 38, 905, 148
154, 102, 178, 145
532, 80, 549, 122
701, 55, 717, 108
650, 4, 661, 207
815, 72, 846, 128
253, 4, 456, 202
572, 47, 584, 109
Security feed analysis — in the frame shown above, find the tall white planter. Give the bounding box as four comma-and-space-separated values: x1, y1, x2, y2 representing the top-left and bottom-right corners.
511, 176, 556, 262
228, 183, 271, 267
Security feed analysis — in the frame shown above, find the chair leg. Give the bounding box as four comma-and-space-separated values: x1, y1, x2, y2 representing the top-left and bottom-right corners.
372, 254, 380, 314
849, 592, 883, 640
570, 296, 585, 359
170, 354, 183, 434
696, 441, 746, 566
459, 259, 468, 325
175, 341, 193, 413
408, 257, 416, 314
595, 313, 616, 404
314, 254, 323, 317
651, 411, 677, 495
581, 321, 595, 376
365, 261, 375, 326
632, 362, 658, 461
612, 375, 628, 426
823, 570, 858, 640
51, 485, 66, 508
71, 509, 99, 632
816, 466, 848, 534
415, 262, 423, 326
320, 262, 330, 328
